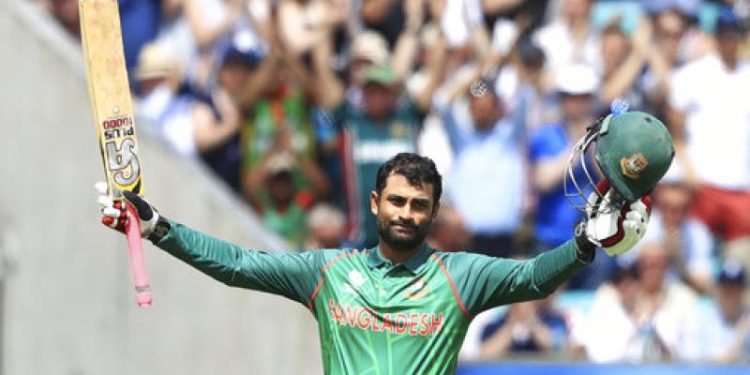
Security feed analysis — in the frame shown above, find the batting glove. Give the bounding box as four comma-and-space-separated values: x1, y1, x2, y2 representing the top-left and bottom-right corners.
95, 181, 160, 238
583, 180, 651, 256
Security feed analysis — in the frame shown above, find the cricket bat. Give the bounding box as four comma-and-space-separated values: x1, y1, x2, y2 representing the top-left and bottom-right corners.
79, 0, 153, 307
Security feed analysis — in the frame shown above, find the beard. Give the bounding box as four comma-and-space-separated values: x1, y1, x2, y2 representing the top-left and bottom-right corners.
377, 218, 431, 253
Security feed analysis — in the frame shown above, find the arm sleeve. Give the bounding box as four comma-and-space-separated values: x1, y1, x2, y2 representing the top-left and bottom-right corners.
433, 95, 470, 154
154, 221, 334, 305
452, 240, 589, 315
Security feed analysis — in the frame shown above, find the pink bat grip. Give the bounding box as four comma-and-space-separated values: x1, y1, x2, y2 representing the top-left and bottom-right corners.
125, 204, 153, 307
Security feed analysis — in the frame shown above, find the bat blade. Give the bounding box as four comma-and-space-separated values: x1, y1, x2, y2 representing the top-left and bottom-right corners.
80, 0, 152, 307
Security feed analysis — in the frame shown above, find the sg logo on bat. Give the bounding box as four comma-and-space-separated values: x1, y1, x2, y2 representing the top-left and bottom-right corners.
100, 114, 142, 195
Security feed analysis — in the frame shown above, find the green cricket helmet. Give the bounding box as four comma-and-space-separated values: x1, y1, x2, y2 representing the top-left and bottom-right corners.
565, 105, 674, 212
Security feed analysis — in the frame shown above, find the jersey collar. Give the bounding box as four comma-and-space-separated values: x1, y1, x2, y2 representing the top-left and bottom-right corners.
367, 244, 434, 274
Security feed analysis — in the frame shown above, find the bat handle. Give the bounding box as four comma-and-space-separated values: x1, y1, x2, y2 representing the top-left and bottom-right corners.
125, 204, 153, 307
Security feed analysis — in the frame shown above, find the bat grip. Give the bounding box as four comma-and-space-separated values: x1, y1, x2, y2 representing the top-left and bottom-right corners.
125, 204, 153, 307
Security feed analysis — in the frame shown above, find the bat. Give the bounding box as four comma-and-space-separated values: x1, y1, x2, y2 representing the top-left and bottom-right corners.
79, 0, 152, 307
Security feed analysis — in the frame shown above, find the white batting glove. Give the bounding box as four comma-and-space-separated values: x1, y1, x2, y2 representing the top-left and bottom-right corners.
584, 181, 651, 256
95, 181, 160, 238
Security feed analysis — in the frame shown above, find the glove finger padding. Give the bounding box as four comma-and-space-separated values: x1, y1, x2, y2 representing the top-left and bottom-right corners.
95, 182, 159, 237
100, 197, 128, 232
585, 183, 651, 256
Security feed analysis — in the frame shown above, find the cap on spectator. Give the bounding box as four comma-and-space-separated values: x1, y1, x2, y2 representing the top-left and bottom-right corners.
222, 31, 265, 67
362, 64, 398, 86
718, 261, 746, 285
716, 6, 746, 35
135, 42, 177, 80
351, 31, 390, 65
555, 63, 600, 95
266, 151, 295, 176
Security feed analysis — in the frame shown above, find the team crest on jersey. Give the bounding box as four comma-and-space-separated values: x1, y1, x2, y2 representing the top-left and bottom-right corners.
620, 153, 649, 179
343, 270, 367, 294
404, 278, 430, 300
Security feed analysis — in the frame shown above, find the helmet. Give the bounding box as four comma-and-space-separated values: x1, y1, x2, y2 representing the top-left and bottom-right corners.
565, 105, 674, 213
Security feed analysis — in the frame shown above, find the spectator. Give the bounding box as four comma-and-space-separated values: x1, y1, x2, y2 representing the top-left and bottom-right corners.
681, 261, 750, 363
708, 262, 750, 363
427, 204, 471, 252
235, 31, 330, 208
198, 35, 265, 191
532, 0, 601, 78
304, 203, 347, 250
135, 42, 242, 161
640, 7, 691, 120
494, 37, 555, 133
244, 151, 318, 249
573, 263, 637, 362
599, 17, 652, 109
578, 242, 697, 363
344, 30, 391, 109
435, 76, 528, 258
619, 182, 716, 294
479, 293, 570, 360
668, 7, 750, 271
528, 63, 608, 289
313, 4, 445, 249
630, 241, 697, 362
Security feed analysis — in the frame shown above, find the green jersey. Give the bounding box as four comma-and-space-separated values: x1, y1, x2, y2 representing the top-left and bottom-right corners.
156, 221, 588, 374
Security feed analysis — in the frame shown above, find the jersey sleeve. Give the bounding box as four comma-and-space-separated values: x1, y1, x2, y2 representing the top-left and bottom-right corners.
449, 240, 589, 316
154, 221, 337, 306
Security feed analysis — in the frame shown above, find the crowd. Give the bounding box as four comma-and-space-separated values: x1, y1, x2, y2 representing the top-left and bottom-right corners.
48, 0, 750, 364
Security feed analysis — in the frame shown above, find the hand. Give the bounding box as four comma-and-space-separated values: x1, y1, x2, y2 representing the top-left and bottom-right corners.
95, 182, 160, 238
584, 180, 651, 256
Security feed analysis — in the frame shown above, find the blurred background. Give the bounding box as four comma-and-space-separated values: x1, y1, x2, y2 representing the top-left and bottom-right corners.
1, 0, 750, 373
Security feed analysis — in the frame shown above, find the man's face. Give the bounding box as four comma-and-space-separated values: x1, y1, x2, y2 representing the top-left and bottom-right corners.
654, 185, 690, 229
655, 10, 686, 61
637, 244, 669, 293
561, 93, 593, 122
267, 172, 294, 205
371, 174, 438, 252
469, 93, 502, 132
363, 83, 397, 120
218, 61, 252, 96
717, 283, 744, 320
717, 31, 742, 63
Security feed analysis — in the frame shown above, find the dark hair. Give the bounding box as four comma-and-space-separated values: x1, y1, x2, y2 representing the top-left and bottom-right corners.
375, 153, 442, 206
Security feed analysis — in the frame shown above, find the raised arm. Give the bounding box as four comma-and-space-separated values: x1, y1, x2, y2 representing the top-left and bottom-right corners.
157, 221, 328, 305
184, 0, 242, 51
311, 28, 346, 109
600, 18, 652, 103
192, 89, 241, 153
391, 0, 424, 80
95, 188, 333, 305
412, 24, 447, 112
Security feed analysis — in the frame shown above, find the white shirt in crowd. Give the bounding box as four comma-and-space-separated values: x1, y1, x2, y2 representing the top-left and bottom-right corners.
670, 53, 750, 190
